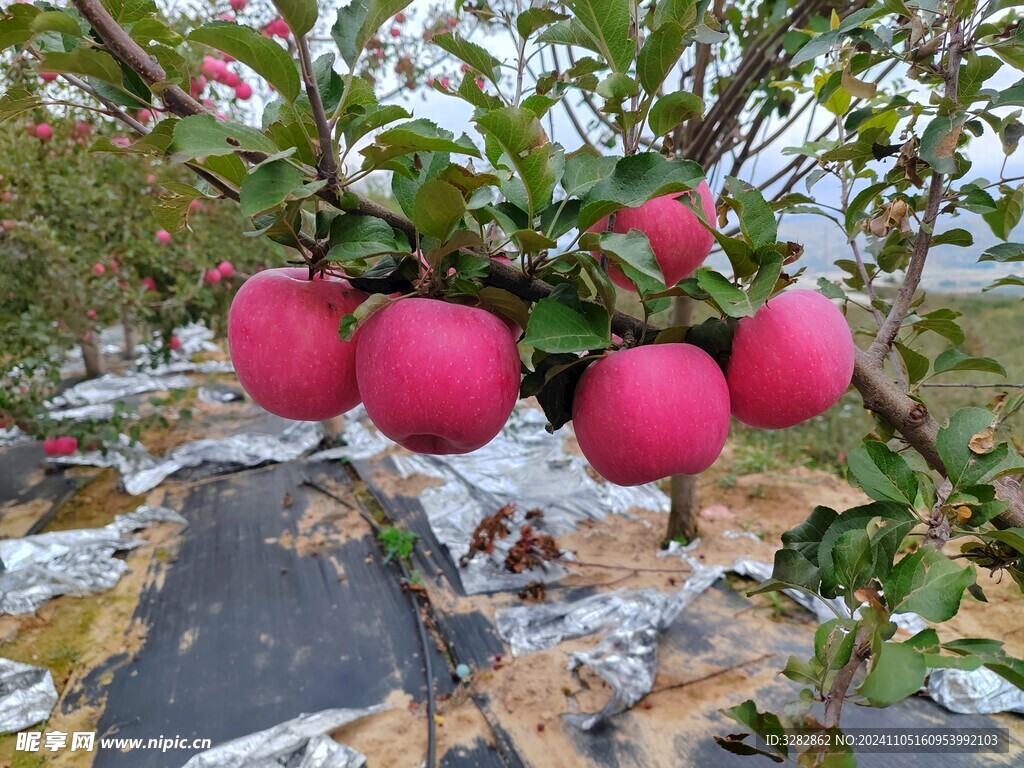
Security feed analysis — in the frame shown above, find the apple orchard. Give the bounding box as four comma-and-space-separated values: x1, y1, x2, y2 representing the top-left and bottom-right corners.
3, 0, 1024, 761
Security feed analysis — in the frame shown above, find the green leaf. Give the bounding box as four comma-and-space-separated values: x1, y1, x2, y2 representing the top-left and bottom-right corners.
747, 254, 782, 309
720, 700, 788, 762
582, 229, 664, 283
516, 7, 568, 38
363, 119, 481, 168
564, 0, 634, 73
847, 441, 919, 505
832, 529, 874, 593
578, 153, 705, 231
31, 10, 83, 37
0, 87, 41, 124
412, 179, 466, 241
938, 407, 1024, 486
332, 0, 413, 70
983, 186, 1024, 240
273, 0, 317, 36
327, 215, 408, 261
792, 30, 840, 67
859, 642, 927, 705
170, 115, 280, 158
648, 91, 704, 137
39, 48, 124, 89
523, 297, 610, 353
0, 3, 40, 50
931, 228, 973, 247
561, 150, 617, 197
883, 547, 976, 622
781, 506, 838, 565
725, 177, 777, 250
240, 160, 310, 216
817, 502, 915, 599
913, 309, 965, 345
933, 348, 1006, 377
637, 23, 685, 94
894, 342, 930, 385
343, 104, 411, 147
595, 73, 639, 100
695, 269, 754, 318
189, 22, 301, 102
653, 0, 697, 31
984, 528, 1024, 555
433, 33, 501, 84
921, 115, 964, 175
475, 108, 558, 218
764, 548, 821, 591
980, 242, 1024, 262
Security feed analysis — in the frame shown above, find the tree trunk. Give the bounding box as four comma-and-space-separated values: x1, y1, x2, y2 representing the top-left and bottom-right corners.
81, 335, 104, 378
121, 306, 135, 360
666, 296, 700, 542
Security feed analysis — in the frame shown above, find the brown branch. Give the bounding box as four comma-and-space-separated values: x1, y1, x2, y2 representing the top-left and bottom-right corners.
296, 34, 340, 189
823, 625, 871, 728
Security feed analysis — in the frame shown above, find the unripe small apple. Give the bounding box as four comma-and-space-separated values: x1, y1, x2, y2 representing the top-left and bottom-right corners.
228, 268, 368, 420
234, 82, 253, 100
55, 436, 78, 455
169, 335, 182, 351
356, 299, 521, 454
92, 263, 105, 276
216, 260, 235, 277
205, 267, 222, 284
156, 229, 171, 244
40, 71, 57, 82
572, 343, 731, 486
35, 123, 53, 141
727, 290, 855, 429
588, 180, 717, 290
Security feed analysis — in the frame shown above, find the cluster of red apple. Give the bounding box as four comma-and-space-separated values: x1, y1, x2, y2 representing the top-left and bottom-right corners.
205, 260, 235, 285
42, 436, 78, 456
198, 55, 253, 101
226, 190, 854, 486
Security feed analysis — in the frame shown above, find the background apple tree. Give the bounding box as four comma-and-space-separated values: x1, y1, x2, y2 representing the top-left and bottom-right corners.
2, 0, 1024, 762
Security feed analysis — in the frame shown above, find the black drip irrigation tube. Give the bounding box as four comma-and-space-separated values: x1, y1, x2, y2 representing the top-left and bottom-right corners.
302, 479, 437, 768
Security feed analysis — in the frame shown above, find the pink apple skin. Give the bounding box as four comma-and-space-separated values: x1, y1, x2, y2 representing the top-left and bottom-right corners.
234, 82, 253, 100
228, 268, 368, 421
572, 343, 730, 486
35, 123, 53, 141
92, 263, 105, 276
727, 290, 855, 429
588, 180, 716, 291
205, 267, 222, 284
356, 299, 521, 455
169, 335, 181, 351
43, 438, 59, 456
40, 72, 57, 82
55, 436, 78, 455
156, 229, 171, 244
217, 260, 235, 277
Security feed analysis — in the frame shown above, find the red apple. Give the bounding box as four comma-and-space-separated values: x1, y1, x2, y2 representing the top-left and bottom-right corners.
727, 290, 855, 429
234, 82, 252, 100
216, 260, 235, 277
136, 109, 153, 124
35, 123, 53, 141
205, 267, 222, 284
223, 71, 241, 88
146, 174, 156, 185
55, 436, 78, 455
43, 438, 59, 456
169, 335, 181, 351
1, 220, 15, 230
572, 343, 730, 486
587, 180, 717, 290
40, 71, 57, 82
156, 229, 171, 244
228, 268, 368, 420
229, 0, 247, 11
356, 298, 521, 454
92, 262, 106, 275
140, 277, 157, 292
87, 309, 97, 319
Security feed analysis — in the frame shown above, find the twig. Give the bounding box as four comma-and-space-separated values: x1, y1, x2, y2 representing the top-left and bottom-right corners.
295, 33, 340, 190
644, 652, 775, 699
921, 382, 1024, 389
823, 625, 871, 727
